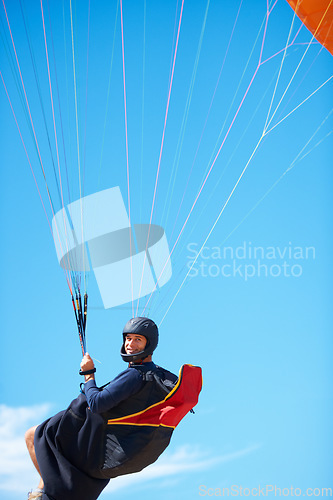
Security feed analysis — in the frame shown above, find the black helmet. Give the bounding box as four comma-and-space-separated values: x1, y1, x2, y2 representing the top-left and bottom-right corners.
120, 317, 158, 363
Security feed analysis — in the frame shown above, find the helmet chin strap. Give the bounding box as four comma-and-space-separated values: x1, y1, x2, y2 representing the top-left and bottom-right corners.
126, 351, 149, 364
129, 359, 143, 366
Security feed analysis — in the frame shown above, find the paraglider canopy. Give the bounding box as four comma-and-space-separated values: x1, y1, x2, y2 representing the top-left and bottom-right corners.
286, 0, 333, 54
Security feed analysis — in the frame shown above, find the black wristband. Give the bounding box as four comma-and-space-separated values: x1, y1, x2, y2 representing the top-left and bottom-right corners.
79, 368, 96, 376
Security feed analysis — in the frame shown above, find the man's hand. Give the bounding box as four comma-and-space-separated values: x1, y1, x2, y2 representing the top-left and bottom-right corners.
80, 353, 96, 382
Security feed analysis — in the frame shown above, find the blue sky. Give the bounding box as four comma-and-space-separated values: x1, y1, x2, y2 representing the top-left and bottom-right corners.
0, 0, 332, 498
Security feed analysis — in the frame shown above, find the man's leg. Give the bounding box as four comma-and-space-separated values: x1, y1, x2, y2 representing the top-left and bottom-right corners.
25, 426, 44, 490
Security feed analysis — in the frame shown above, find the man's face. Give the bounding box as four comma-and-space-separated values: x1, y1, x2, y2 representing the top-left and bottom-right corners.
124, 334, 147, 355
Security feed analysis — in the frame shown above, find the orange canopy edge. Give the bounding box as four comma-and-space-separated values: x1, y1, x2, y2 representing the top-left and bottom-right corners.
286, 0, 333, 55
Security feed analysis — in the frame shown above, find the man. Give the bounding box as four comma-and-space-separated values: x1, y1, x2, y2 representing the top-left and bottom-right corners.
25, 317, 179, 500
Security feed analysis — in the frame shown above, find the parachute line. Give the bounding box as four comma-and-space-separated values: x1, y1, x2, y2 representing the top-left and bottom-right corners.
19, 0, 63, 207
160, 0, 211, 230
263, 1, 332, 133
1, 0, 75, 293
139, 0, 146, 224
159, 134, 265, 325
169, 0, 244, 243
1, 0, 331, 328
120, 0, 134, 316
82, 0, 91, 199
0, 67, 73, 292
1, 0, 56, 216
170, 67, 282, 272
137, 0, 185, 316
266, 74, 333, 135
218, 108, 333, 253
69, 0, 87, 292
98, 0, 120, 188
142, 1, 273, 316
40, 0, 74, 279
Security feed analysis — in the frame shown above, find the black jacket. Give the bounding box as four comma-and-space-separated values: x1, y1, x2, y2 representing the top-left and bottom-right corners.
35, 363, 178, 500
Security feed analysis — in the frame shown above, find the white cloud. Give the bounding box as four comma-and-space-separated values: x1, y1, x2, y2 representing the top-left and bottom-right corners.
0, 404, 51, 493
